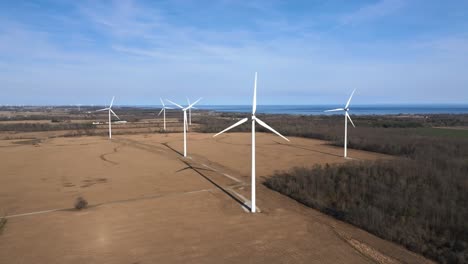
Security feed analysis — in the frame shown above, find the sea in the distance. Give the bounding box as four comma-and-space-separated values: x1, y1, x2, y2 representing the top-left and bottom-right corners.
192, 105, 468, 116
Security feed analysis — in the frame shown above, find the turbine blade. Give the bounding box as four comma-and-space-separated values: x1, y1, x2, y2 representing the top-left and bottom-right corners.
110, 109, 120, 120
184, 97, 202, 110
158, 108, 164, 116
186, 97, 191, 106
96, 108, 109, 112
255, 117, 289, 142
252, 72, 257, 115
166, 99, 184, 109
213, 118, 248, 137
160, 98, 165, 107
324, 108, 344, 112
165, 107, 174, 109
345, 89, 356, 109
110, 96, 115, 108
346, 112, 356, 128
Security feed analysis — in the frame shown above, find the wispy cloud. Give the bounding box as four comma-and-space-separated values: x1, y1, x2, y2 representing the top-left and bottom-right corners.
0, 21, 85, 63
341, 0, 406, 25
78, 0, 163, 39
0, 0, 467, 105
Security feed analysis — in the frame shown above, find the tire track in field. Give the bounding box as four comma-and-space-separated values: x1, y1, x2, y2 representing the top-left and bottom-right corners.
100, 146, 120, 165
112, 138, 169, 155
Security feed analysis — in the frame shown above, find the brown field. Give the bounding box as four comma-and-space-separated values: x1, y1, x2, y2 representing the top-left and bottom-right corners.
0, 132, 431, 263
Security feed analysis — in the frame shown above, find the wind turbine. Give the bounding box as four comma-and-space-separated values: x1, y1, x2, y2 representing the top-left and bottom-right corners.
186, 97, 198, 126
325, 89, 356, 158
158, 98, 173, 131
186, 97, 192, 125
96, 96, 120, 139
166, 98, 202, 157
213, 72, 289, 213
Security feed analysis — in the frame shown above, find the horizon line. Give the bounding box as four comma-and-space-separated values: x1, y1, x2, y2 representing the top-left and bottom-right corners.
2, 103, 467, 107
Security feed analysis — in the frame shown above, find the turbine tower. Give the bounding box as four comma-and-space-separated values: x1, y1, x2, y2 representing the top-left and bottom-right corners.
325, 89, 356, 158
213, 72, 289, 213
166, 98, 202, 157
158, 98, 173, 131
96, 96, 120, 139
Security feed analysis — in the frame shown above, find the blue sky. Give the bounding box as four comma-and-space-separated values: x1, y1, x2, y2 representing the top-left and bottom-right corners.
0, 0, 467, 105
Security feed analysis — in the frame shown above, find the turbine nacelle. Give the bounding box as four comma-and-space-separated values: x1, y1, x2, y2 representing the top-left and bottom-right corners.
166, 97, 203, 157
158, 97, 174, 131
183, 97, 202, 111
166, 98, 202, 112
95, 96, 120, 120
95, 96, 120, 139
158, 98, 174, 116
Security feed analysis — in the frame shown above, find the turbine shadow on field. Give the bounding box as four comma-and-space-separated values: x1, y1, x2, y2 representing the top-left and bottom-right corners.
176, 166, 213, 173
161, 142, 183, 156
179, 159, 250, 211
213, 136, 250, 146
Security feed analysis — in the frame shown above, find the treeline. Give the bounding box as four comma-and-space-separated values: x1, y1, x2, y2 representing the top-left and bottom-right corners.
196, 114, 468, 157
261, 118, 468, 263
0, 106, 178, 122
196, 113, 468, 131
0, 115, 70, 121
0, 123, 95, 132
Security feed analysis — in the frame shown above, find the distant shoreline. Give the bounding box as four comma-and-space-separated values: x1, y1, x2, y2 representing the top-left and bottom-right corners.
2, 105, 468, 116
195, 105, 468, 116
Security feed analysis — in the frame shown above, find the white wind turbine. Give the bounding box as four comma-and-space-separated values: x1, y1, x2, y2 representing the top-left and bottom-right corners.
186, 97, 197, 126
158, 98, 173, 131
96, 96, 120, 139
325, 89, 356, 158
166, 98, 202, 157
213, 72, 289, 213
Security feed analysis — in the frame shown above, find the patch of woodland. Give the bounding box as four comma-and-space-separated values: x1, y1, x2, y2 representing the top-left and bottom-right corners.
264, 134, 468, 263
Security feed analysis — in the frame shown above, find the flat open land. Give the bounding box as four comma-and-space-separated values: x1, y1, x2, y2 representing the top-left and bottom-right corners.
0, 132, 431, 263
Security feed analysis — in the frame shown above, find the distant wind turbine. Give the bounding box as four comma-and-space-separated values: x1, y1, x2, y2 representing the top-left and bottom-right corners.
325, 89, 356, 158
213, 72, 289, 213
158, 98, 173, 131
96, 96, 120, 139
186, 97, 198, 125
166, 98, 202, 157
